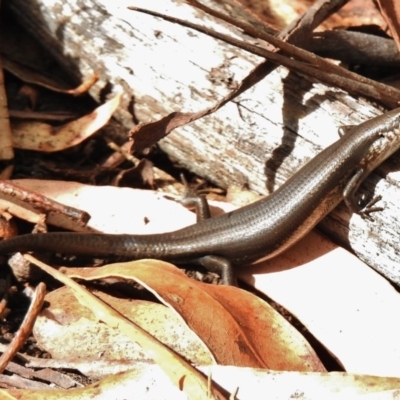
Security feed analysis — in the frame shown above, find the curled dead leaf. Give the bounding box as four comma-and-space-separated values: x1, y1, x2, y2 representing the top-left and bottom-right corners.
63, 259, 325, 372
11, 93, 122, 152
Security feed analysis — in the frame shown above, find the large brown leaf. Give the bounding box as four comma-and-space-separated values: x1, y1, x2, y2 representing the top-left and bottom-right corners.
64, 260, 325, 372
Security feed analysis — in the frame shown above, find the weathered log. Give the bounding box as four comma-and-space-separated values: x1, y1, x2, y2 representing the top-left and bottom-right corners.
6, 0, 400, 284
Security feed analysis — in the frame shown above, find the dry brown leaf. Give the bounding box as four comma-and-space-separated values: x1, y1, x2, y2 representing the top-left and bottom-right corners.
63, 259, 325, 372
25, 255, 227, 400
11, 93, 121, 152
33, 286, 214, 376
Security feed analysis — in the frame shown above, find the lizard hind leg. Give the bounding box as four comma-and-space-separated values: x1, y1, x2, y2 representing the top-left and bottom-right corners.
198, 255, 236, 286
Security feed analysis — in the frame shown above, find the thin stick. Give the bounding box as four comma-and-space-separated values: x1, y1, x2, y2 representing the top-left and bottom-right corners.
0, 283, 46, 373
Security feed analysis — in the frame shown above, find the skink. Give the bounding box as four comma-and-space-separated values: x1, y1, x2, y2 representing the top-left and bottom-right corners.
1, 107, 400, 285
